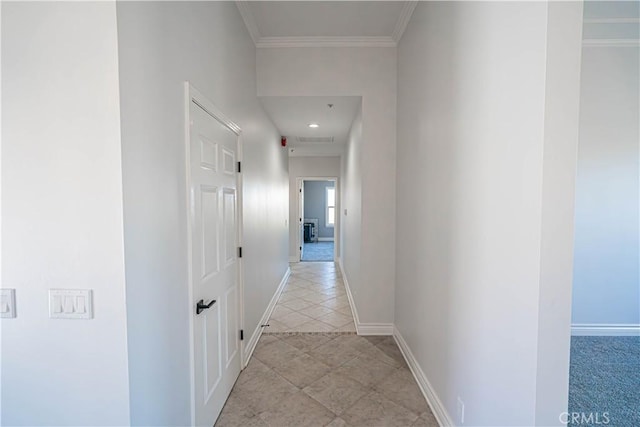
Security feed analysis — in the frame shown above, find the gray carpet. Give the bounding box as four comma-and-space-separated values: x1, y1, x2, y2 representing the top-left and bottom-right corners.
302, 241, 334, 262
568, 336, 640, 427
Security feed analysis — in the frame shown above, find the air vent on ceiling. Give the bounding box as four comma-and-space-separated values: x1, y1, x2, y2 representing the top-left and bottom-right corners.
296, 136, 335, 143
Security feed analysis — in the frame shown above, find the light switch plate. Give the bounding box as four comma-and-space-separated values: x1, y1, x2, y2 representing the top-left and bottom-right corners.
49, 289, 93, 319
0, 289, 16, 318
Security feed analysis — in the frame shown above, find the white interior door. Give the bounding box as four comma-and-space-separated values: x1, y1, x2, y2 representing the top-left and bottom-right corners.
188, 92, 241, 427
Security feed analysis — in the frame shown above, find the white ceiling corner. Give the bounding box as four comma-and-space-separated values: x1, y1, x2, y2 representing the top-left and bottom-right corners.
391, 1, 418, 43
582, 1, 640, 46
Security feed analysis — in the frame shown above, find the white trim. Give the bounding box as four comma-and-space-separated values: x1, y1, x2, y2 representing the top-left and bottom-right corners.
326, 186, 336, 228
243, 267, 291, 367
394, 328, 454, 427
184, 82, 244, 426
236, 0, 418, 48
583, 39, 640, 47
337, 259, 393, 336
288, 256, 299, 263
318, 237, 334, 242
391, 1, 418, 43
298, 177, 339, 262
235, 1, 260, 44
358, 323, 395, 335
256, 36, 396, 49
571, 323, 640, 336
583, 18, 640, 24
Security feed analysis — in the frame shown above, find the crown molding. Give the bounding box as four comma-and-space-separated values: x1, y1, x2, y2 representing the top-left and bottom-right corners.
235, 1, 261, 44
582, 38, 640, 47
583, 18, 640, 24
237, 0, 417, 49
391, 1, 418, 43
256, 36, 397, 49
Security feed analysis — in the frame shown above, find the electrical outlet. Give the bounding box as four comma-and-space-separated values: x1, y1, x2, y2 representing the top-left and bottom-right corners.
457, 397, 465, 425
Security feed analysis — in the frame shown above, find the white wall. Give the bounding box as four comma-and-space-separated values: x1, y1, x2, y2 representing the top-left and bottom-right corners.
395, 2, 582, 426
1, 2, 131, 425
571, 44, 640, 329
258, 48, 396, 325
116, 2, 289, 425
341, 106, 362, 314
288, 156, 341, 260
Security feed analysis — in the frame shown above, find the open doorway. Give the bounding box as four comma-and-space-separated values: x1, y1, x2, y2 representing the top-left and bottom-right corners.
568, 3, 640, 426
298, 177, 337, 262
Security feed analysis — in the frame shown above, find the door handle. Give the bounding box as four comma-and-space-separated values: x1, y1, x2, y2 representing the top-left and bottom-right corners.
196, 299, 216, 315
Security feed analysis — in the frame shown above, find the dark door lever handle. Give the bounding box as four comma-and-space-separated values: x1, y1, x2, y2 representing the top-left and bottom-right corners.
196, 299, 216, 315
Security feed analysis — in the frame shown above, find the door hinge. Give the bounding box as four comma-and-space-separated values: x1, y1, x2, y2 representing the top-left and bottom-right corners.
299, 188, 302, 193
238, 247, 242, 258
237, 161, 241, 173
299, 246, 302, 251
240, 329, 244, 341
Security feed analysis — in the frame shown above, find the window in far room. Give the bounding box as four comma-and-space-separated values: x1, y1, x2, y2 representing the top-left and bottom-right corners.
326, 187, 335, 227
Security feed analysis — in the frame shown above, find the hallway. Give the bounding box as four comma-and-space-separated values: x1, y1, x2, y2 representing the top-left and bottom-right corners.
265, 262, 355, 333
2, 1, 602, 426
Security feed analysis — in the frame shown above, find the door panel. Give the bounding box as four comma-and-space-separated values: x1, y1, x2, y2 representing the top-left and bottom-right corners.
203, 303, 222, 399
225, 286, 238, 366
201, 186, 220, 278
189, 97, 241, 427
223, 189, 236, 265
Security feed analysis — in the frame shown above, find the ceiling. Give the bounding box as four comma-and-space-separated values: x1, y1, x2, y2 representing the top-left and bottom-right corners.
237, 1, 417, 47
244, 2, 417, 157
259, 96, 361, 157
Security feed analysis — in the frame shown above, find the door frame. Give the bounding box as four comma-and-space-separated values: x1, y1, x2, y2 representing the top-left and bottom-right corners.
297, 176, 339, 262
184, 82, 244, 425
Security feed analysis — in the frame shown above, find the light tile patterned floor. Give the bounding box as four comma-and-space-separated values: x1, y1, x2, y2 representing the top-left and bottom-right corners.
216, 334, 439, 427
265, 262, 356, 333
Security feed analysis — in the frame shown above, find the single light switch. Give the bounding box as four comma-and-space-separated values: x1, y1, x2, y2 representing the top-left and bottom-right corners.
0, 289, 17, 318
53, 296, 63, 313
49, 289, 92, 319
76, 297, 86, 313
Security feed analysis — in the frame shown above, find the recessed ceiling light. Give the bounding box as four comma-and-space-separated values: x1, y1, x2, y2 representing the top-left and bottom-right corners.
308, 123, 319, 128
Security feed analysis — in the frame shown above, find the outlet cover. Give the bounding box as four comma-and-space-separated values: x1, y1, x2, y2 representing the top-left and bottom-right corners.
49, 289, 93, 319
1, 289, 16, 318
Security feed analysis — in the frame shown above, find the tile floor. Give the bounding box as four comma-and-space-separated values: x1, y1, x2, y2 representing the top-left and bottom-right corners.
216, 262, 438, 426
264, 262, 356, 333
215, 334, 439, 427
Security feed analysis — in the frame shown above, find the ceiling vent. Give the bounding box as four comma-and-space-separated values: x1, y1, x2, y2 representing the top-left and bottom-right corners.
296, 136, 335, 143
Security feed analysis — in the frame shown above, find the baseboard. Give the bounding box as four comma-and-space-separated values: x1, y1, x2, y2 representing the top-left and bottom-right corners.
243, 267, 290, 367
337, 259, 393, 336
318, 237, 334, 242
288, 256, 298, 263
394, 327, 454, 427
571, 323, 640, 336
358, 323, 395, 335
